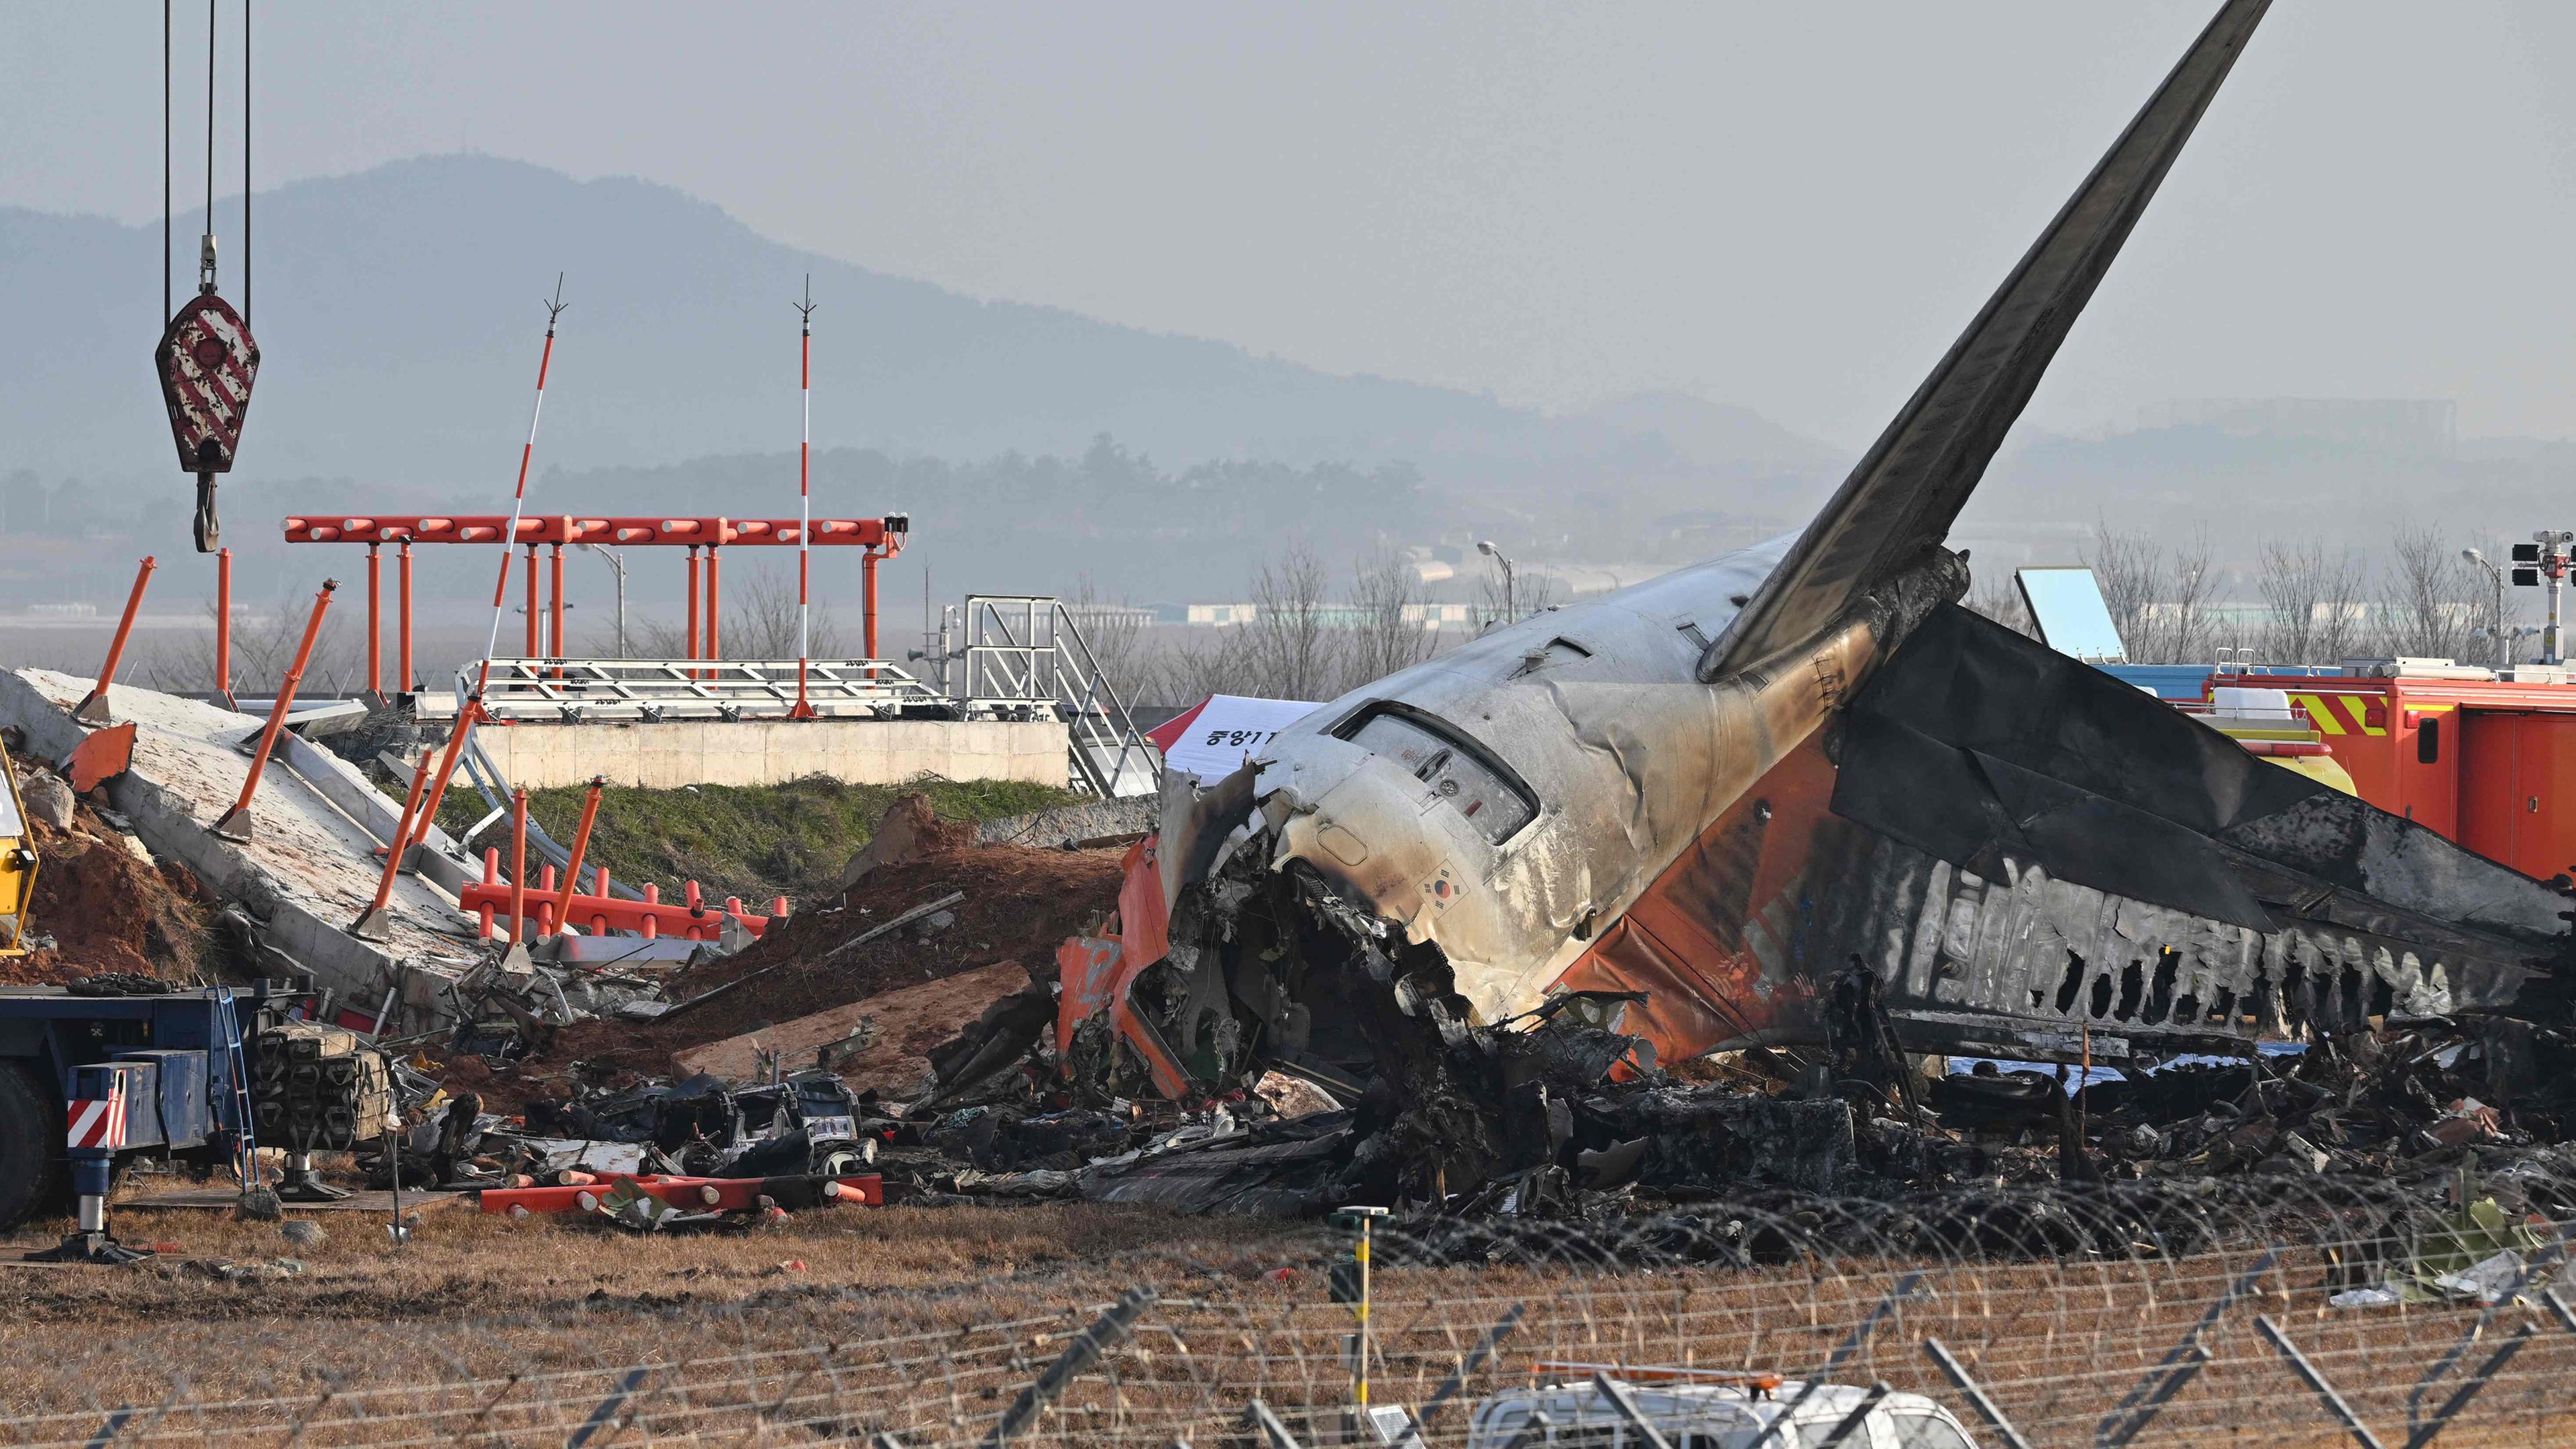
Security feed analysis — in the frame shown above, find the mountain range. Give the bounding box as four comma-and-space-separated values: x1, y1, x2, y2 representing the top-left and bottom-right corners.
7, 154, 2568, 619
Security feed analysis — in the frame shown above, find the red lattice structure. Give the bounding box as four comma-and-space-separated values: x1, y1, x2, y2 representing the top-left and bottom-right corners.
281, 513, 907, 695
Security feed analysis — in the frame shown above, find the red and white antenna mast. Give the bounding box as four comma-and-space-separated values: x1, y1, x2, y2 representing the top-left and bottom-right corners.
478, 277, 569, 702
790, 275, 819, 718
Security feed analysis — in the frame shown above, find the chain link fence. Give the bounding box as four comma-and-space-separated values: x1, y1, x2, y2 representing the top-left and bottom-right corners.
13, 1173, 2576, 1446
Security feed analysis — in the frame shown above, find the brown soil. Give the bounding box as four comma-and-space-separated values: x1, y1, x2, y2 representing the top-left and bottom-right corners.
0, 763, 223, 986
471, 830, 1126, 1105
674, 959, 1034, 1094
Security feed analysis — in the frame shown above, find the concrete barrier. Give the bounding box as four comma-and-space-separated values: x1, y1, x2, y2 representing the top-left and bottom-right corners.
466, 717, 1070, 790
0, 669, 469, 1017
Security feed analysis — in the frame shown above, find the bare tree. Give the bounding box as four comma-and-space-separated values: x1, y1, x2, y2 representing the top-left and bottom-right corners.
2381, 523, 2483, 661
2255, 539, 2369, 666
1146, 625, 1254, 707
1478, 564, 1561, 630
1341, 549, 1436, 691
718, 564, 844, 659
1964, 567, 2035, 639
138, 582, 366, 696
2084, 523, 2166, 661
633, 615, 688, 659
2255, 540, 2322, 665
1243, 545, 1340, 700
2159, 532, 2219, 665
1068, 574, 1155, 706
2312, 545, 2371, 667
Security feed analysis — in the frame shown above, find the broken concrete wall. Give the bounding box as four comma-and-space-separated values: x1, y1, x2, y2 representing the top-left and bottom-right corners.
1, 670, 474, 1017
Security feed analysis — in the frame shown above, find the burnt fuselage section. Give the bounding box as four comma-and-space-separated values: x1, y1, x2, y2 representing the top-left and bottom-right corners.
1115, 0, 2563, 1104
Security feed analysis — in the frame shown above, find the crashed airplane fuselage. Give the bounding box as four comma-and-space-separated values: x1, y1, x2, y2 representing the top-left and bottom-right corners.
1109, 0, 2571, 1104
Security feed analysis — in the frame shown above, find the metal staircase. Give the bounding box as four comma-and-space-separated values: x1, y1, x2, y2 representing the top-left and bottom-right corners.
951, 596, 1161, 797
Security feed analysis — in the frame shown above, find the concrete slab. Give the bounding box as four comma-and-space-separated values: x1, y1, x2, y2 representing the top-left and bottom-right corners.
470, 717, 1069, 789
1, 669, 482, 1014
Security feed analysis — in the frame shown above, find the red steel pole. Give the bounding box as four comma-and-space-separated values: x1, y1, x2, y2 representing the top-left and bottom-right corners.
523, 543, 540, 657
214, 547, 235, 710
705, 546, 722, 665
864, 549, 881, 663
350, 745, 433, 938
402, 697, 481, 854
550, 775, 606, 936
685, 546, 701, 667
507, 787, 529, 946
397, 541, 414, 692
358, 693, 484, 938
71, 556, 157, 725
364, 543, 382, 698
209, 578, 337, 841
547, 540, 567, 680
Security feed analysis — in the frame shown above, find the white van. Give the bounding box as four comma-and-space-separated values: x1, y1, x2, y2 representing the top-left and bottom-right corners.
1462, 1372, 1980, 1449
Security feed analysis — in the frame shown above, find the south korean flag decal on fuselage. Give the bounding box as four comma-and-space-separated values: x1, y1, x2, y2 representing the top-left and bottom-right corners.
1421, 864, 1461, 915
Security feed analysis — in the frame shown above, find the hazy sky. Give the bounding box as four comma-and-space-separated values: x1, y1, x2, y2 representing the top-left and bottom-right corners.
8, 3, 2575, 446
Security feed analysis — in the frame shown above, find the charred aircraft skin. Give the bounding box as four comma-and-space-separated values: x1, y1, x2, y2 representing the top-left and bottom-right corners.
1129, 0, 2565, 1103
1233, 543, 1962, 1029
1556, 606, 2573, 1070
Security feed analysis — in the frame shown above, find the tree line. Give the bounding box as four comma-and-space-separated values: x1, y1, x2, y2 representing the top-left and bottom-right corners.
1968, 522, 2526, 667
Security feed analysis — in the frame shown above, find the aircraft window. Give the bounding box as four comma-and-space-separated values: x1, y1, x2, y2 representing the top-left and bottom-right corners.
1343, 709, 1537, 845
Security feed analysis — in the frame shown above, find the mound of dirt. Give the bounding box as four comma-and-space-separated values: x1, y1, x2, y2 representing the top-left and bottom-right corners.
488, 811, 1129, 1102
834, 791, 976, 891
670, 840, 1123, 1044
0, 780, 222, 986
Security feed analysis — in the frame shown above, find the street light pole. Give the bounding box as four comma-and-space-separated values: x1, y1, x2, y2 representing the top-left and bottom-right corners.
2463, 547, 2506, 670
580, 541, 628, 657
1477, 539, 1515, 625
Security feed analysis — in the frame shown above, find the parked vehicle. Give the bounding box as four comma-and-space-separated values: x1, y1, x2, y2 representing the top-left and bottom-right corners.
1465, 1368, 1979, 1449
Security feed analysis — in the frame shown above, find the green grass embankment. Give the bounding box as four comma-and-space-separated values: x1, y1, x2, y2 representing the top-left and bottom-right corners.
386, 774, 1080, 904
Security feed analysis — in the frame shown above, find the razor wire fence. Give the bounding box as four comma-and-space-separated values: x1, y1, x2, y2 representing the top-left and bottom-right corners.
13, 1174, 2576, 1447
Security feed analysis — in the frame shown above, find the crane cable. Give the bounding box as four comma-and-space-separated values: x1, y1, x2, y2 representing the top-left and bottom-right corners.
160, 4, 250, 315
162, 1, 170, 324
168, 1, 250, 551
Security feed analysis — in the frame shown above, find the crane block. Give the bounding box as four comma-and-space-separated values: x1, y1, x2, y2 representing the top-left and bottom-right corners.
154, 292, 261, 474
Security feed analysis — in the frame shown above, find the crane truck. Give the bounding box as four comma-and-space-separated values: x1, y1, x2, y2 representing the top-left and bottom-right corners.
0, 738, 392, 1259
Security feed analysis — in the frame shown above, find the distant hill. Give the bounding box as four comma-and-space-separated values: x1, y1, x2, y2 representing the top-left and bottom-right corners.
0, 155, 1839, 501
12, 156, 2557, 619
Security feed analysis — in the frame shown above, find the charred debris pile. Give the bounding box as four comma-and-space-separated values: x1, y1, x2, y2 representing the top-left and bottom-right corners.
904, 881, 2576, 1233
390, 790, 2576, 1240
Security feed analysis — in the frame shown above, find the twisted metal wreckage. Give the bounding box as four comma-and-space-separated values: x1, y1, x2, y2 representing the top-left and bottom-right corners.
1037, 0, 2576, 1210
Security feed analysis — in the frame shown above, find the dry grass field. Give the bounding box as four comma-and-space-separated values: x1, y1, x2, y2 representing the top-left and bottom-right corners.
4, 1194, 2575, 1446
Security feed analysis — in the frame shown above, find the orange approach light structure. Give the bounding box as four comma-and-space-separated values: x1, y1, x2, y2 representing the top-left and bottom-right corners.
282, 513, 908, 690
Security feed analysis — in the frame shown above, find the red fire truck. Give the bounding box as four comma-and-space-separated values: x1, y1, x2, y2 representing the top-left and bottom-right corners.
2208, 661, 2576, 883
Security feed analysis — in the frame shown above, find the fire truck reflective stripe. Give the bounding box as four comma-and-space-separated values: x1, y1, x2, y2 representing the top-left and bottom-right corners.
2339, 696, 2388, 737
66, 1094, 127, 1150
2296, 695, 2347, 735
